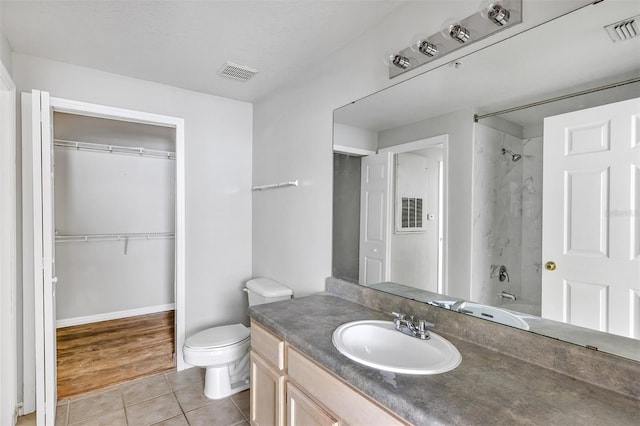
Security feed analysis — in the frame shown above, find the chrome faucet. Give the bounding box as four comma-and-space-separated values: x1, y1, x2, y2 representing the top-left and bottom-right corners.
450, 300, 473, 315
500, 291, 517, 301
391, 312, 434, 340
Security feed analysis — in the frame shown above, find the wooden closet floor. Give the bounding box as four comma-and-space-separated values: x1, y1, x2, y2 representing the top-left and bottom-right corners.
56, 310, 176, 399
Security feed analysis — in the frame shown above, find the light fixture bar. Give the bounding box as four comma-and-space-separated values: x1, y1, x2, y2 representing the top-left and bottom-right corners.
389, 0, 522, 78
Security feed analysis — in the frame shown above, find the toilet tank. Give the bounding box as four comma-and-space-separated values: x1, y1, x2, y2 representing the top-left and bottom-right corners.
245, 277, 293, 306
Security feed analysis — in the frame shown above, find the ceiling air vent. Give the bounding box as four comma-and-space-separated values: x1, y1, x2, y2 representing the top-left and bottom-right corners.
217, 62, 258, 82
605, 15, 640, 42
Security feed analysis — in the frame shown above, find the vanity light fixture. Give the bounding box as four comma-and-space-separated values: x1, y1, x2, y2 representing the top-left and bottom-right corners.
387, 0, 522, 78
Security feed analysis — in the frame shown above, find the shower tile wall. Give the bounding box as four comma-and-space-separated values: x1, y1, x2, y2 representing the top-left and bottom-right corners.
520, 137, 543, 304
471, 124, 523, 305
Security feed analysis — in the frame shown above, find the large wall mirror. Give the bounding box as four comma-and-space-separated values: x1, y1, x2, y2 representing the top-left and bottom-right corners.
332, 1, 640, 361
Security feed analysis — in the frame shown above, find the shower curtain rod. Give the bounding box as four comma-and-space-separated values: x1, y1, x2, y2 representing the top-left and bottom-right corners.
473, 77, 640, 122
54, 139, 176, 160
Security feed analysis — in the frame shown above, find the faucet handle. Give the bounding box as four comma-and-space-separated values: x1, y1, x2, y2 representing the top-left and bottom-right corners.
391, 311, 406, 320
418, 320, 435, 331
417, 319, 435, 340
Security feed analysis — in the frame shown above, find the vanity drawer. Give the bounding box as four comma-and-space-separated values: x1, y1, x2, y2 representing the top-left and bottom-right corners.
251, 320, 286, 370
287, 347, 408, 426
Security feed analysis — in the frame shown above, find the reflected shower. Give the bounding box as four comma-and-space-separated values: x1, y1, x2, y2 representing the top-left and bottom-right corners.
501, 148, 521, 162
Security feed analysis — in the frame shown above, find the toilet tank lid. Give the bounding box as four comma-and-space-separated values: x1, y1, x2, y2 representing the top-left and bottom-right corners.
185, 324, 250, 349
246, 277, 293, 297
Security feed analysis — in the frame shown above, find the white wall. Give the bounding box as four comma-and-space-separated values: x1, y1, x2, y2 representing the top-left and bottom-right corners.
0, 25, 11, 75
54, 149, 175, 321
13, 53, 252, 407
333, 123, 377, 153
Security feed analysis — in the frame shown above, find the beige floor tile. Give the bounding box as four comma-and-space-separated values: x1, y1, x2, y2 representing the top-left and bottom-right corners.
230, 390, 250, 420
185, 398, 245, 426
165, 367, 204, 392
121, 374, 172, 406
67, 389, 123, 424
16, 413, 36, 426
150, 414, 189, 426
56, 402, 69, 426
125, 393, 182, 426
174, 382, 213, 412
68, 409, 127, 426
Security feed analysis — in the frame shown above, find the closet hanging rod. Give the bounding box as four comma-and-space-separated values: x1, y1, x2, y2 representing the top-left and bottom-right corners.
252, 180, 299, 191
55, 232, 175, 243
54, 139, 176, 160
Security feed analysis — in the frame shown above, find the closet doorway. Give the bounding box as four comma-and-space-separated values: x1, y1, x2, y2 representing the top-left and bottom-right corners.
25, 91, 185, 425
53, 111, 176, 398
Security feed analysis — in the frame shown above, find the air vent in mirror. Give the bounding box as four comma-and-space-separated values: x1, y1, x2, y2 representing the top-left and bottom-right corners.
605, 15, 640, 42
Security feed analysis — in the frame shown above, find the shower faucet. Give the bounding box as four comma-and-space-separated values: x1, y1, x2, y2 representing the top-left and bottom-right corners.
500, 291, 517, 301
498, 265, 510, 282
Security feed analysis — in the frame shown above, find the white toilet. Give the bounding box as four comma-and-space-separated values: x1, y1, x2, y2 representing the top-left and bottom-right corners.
183, 277, 293, 399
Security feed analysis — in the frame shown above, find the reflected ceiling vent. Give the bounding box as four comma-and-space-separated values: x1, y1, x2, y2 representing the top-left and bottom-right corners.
217, 62, 258, 82
605, 15, 640, 42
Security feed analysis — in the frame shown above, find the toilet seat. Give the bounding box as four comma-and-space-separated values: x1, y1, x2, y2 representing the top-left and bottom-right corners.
185, 324, 250, 351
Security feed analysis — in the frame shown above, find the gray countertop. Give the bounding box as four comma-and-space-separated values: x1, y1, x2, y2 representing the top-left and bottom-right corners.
249, 293, 640, 426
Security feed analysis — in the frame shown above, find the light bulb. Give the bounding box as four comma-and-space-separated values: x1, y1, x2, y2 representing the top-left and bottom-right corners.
481, 1, 510, 26
441, 19, 470, 44
384, 51, 412, 69
409, 35, 439, 57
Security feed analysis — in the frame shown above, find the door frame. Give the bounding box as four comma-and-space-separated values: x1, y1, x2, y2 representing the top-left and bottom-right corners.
379, 134, 449, 294
24, 94, 186, 420
0, 63, 18, 425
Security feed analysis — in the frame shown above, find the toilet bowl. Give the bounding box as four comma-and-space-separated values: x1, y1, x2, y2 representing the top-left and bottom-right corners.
183, 277, 292, 399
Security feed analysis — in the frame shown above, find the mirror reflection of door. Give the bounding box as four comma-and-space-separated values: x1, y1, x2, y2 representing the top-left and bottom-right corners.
541, 97, 640, 339
358, 152, 393, 285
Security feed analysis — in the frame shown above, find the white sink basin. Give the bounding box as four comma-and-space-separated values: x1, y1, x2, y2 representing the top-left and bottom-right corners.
332, 320, 461, 375
458, 302, 530, 330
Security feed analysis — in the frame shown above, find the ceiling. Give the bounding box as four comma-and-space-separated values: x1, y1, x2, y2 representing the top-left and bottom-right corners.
0, 0, 407, 102
333, 1, 640, 132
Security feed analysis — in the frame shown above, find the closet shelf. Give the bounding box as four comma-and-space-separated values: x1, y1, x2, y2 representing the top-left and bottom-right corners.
55, 232, 175, 243
54, 139, 175, 160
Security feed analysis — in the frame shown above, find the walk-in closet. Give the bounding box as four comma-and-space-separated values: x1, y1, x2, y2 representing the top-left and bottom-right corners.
52, 112, 177, 398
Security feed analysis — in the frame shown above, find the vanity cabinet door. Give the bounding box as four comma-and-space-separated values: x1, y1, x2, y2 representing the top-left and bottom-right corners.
287, 383, 339, 426
251, 320, 286, 370
287, 348, 408, 425
250, 351, 285, 426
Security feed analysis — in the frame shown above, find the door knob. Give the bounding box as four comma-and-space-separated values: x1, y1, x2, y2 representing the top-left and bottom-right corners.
544, 261, 556, 271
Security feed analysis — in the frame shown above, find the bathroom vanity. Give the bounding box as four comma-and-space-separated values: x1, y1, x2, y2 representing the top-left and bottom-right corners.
250, 321, 406, 425
248, 281, 640, 425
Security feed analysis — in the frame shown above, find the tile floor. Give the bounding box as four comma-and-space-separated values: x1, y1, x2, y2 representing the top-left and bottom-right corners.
17, 368, 250, 426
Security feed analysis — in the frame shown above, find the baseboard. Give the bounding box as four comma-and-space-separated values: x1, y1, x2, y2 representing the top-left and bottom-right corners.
56, 304, 175, 328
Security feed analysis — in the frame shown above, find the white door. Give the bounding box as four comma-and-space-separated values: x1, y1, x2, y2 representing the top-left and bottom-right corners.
542, 97, 640, 339
359, 152, 393, 285
31, 90, 57, 425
